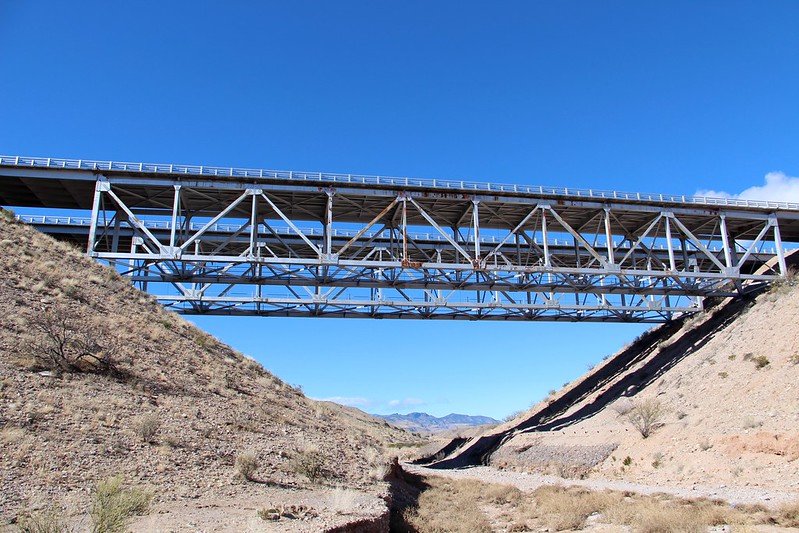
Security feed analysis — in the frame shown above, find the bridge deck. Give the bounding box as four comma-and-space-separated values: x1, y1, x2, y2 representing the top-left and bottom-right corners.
1, 155, 797, 322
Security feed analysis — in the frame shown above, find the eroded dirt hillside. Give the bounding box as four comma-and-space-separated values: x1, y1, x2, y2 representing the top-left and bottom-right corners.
0, 210, 420, 531
428, 269, 799, 497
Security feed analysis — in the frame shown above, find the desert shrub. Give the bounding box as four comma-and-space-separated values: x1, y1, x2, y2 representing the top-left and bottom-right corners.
789, 353, 799, 365
133, 414, 160, 444
554, 461, 591, 479
767, 268, 797, 295
626, 398, 666, 438
742, 416, 763, 429
612, 397, 634, 417
16, 508, 73, 533
235, 450, 260, 481
30, 305, 119, 374
503, 410, 524, 422
622, 456, 633, 466
651, 452, 663, 468
292, 449, 326, 482
90, 475, 151, 533
752, 355, 770, 369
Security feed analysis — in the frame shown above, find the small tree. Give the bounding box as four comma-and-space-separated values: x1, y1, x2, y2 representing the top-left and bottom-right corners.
31, 306, 118, 374
626, 398, 666, 438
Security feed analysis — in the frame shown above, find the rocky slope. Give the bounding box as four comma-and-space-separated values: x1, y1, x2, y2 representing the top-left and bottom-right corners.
0, 210, 421, 531
426, 265, 799, 501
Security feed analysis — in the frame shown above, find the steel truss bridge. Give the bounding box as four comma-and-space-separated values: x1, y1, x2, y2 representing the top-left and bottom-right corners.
2, 155, 799, 322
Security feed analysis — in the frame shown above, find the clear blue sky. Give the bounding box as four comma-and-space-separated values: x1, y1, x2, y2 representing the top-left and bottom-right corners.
2, 1, 798, 419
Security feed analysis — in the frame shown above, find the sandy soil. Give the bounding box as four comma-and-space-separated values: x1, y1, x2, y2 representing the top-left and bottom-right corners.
405, 463, 799, 508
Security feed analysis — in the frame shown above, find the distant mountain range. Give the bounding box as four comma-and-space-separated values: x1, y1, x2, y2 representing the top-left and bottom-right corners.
375, 412, 500, 433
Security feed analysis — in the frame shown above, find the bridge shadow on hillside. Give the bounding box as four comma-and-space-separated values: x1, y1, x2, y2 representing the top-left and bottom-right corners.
425, 286, 768, 469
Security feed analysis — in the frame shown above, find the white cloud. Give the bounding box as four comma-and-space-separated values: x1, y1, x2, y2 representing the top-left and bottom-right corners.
319, 396, 373, 407
696, 172, 799, 203
387, 397, 426, 407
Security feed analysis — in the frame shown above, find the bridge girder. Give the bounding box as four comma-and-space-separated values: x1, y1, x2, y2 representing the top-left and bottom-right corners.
2, 155, 797, 322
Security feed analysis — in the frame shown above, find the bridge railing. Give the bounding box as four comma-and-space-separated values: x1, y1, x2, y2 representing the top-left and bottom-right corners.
3, 155, 799, 211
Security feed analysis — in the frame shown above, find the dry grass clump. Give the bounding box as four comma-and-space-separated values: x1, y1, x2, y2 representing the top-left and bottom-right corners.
603, 496, 741, 532
329, 486, 359, 515
235, 450, 260, 481
777, 500, 799, 527
533, 485, 622, 530
403, 478, 493, 533
16, 508, 74, 533
90, 475, 152, 533
482, 482, 523, 505
132, 414, 161, 444
401, 476, 795, 532
628, 501, 708, 532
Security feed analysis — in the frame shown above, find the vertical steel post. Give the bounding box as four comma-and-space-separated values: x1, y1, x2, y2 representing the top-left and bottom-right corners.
680, 237, 689, 272
128, 237, 139, 281
325, 192, 333, 255
86, 179, 105, 254
250, 191, 258, 256
719, 214, 733, 269
472, 200, 481, 262
772, 216, 788, 275
401, 198, 408, 262
541, 210, 551, 268
169, 185, 181, 248
604, 207, 614, 265
192, 240, 201, 296
111, 215, 121, 253
665, 215, 676, 271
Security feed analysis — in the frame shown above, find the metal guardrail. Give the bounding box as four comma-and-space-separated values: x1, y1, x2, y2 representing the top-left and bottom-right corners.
3, 155, 798, 211
14, 214, 588, 247
18, 213, 789, 255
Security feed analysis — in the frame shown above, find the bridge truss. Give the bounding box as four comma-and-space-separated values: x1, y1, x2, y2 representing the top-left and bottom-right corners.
2, 156, 799, 322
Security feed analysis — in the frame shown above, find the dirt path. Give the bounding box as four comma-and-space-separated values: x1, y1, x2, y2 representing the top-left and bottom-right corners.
404, 463, 799, 508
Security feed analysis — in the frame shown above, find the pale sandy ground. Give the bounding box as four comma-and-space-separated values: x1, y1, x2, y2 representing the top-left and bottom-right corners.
405, 463, 799, 508
128, 485, 388, 533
